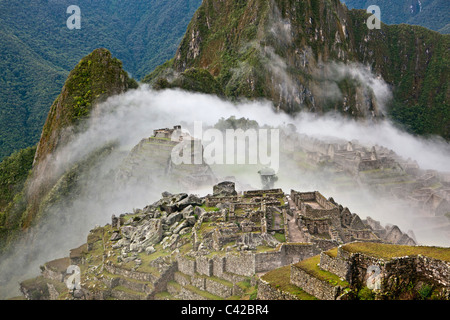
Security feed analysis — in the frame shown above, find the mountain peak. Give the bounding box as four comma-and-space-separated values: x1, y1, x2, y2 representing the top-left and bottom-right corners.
34, 48, 137, 168
144, 0, 449, 139
24, 48, 137, 229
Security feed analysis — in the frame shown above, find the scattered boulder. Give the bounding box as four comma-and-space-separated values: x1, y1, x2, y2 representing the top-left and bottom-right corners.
162, 191, 172, 198
110, 232, 121, 241
166, 212, 183, 226
145, 246, 156, 255
213, 181, 237, 197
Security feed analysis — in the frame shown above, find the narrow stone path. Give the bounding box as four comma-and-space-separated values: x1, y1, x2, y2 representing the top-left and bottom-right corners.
286, 197, 306, 243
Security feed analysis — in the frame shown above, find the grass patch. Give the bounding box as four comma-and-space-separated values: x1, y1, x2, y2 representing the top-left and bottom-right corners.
185, 284, 223, 300
154, 291, 174, 299
294, 255, 349, 288
323, 247, 338, 257
342, 242, 450, 262
261, 266, 317, 300
274, 232, 286, 243
113, 285, 147, 297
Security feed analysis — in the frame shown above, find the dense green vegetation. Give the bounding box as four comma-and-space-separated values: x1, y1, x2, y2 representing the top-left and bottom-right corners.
0, 146, 36, 213
0, 0, 202, 161
342, 0, 450, 33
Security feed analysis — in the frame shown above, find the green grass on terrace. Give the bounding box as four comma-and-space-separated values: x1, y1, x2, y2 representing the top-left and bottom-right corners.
261, 265, 317, 300
294, 255, 349, 288
341, 242, 450, 261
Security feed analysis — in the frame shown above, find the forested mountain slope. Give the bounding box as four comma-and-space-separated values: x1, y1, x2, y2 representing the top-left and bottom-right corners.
0, 0, 201, 160
342, 0, 450, 34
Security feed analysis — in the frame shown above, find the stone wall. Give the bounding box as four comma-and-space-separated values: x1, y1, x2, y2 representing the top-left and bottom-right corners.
291, 190, 315, 205
204, 277, 233, 298
302, 216, 331, 235
416, 256, 450, 287
244, 189, 283, 198
254, 243, 320, 273
150, 262, 178, 297
319, 252, 350, 280
232, 202, 262, 212
104, 262, 158, 282
314, 191, 335, 210
196, 255, 213, 276
225, 252, 255, 277
300, 203, 340, 219
176, 243, 319, 280
257, 279, 299, 300
328, 246, 450, 291
255, 251, 284, 273
177, 255, 196, 276
290, 265, 345, 300
205, 196, 239, 207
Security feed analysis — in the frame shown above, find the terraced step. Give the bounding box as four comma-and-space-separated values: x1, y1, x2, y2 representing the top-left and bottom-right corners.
20, 275, 69, 300
103, 273, 154, 295
110, 285, 149, 300
176, 284, 223, 300
154, 291, 178, 300
173, 271, 240, 299
166, 281, 182, 298
290, 255, 350, 300
258, 266, 317, 300
104, 261, 158, 282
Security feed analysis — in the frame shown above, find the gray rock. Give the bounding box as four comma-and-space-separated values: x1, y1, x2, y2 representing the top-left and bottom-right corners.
129, 243, 140, 252
177, 194, 203, 210
110, 232, 121, 241
179, 228, 191, 236
166, 212, 183, 225
194, 206, 206, 217
213, 181, 237, 197
121, 226, 136, 239
173, 220, 189, 234
186, 216, 196, 226
145, 246, 156, 255
181, 205, 194, 218
169, 221, 179, 233
111, 215, 119, 228
162, 234, 180, 250
162, 191, 172, 198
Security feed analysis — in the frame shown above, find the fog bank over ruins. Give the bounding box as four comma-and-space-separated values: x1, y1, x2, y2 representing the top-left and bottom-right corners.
60, 87, 450, 246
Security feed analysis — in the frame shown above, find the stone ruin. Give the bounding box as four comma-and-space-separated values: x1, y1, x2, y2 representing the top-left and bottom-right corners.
18, 181, 426, 300
281, 129, 450, 243
289, 190, 416, 250
115, 125, 217, 192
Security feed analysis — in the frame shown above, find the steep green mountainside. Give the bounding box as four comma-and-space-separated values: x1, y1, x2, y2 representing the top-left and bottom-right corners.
0, 0, 202, 161
341, 0, 450, 34
144, 0, 449, 140
0, 48, 136, 251
0, 146, 36, 213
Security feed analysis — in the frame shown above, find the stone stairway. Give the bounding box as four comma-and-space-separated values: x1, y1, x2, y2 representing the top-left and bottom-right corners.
329, 226, 344, 245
